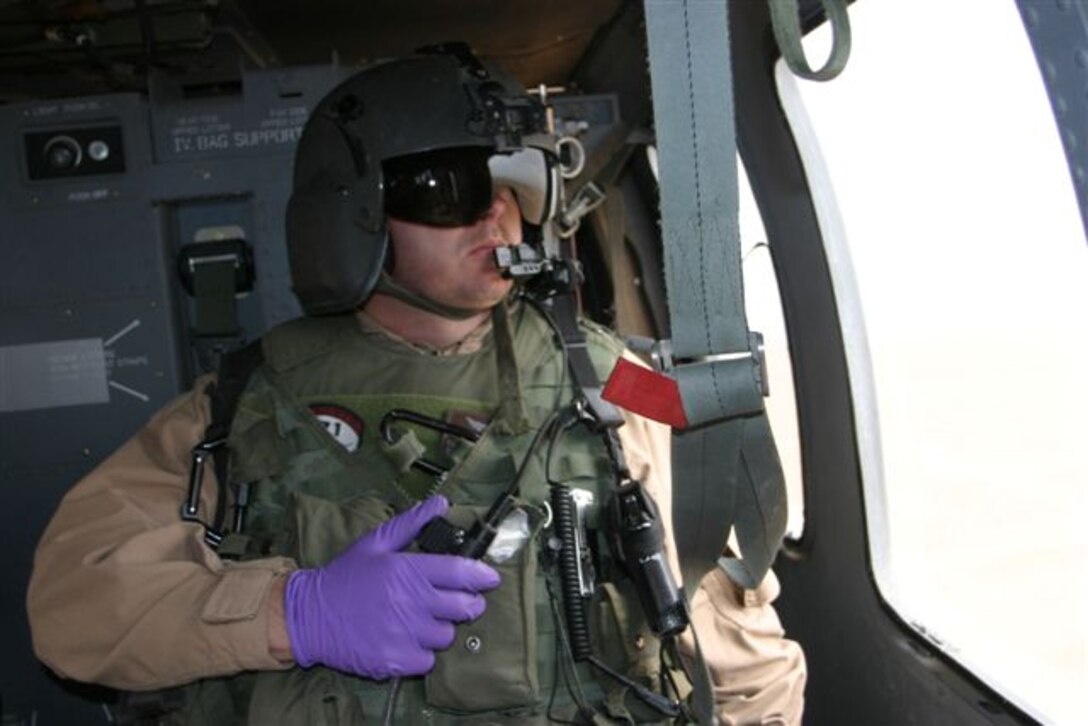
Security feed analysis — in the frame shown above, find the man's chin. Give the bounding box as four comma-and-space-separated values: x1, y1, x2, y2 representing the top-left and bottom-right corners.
467, 294, 510, 312
476, 276, 514, 300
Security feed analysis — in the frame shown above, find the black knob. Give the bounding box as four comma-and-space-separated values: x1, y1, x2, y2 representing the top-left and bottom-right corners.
43, 136, 82, 170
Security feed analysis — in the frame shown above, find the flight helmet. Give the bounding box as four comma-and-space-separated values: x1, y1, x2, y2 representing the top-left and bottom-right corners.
286, 44, 559, 315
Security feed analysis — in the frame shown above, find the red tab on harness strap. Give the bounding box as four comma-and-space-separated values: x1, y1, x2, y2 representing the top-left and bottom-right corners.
602, 358, 689, 430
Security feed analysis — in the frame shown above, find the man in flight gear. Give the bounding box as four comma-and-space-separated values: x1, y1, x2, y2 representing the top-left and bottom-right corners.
27, 46, 806, 724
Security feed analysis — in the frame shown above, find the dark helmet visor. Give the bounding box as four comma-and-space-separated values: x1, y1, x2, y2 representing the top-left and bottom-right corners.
383, 147, 493, 228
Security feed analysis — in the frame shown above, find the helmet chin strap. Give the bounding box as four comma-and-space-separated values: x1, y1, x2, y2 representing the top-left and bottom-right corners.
373, 271, 485, 321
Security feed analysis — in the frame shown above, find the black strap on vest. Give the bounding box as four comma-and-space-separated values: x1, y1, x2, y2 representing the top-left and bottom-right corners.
526, 258, 715, 724
209, 340, 265, 528
548, 239, 624, 430
183, 340, 264, 548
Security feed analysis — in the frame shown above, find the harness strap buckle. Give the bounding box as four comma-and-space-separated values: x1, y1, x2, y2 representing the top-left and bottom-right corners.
627, 331, 769, 423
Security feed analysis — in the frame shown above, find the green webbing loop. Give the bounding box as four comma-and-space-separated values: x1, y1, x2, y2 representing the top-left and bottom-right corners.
719, 415, 789, 590
768, 0, 852, 82
643, 0, 765, 427
644, 0, 788, 591
644, 5, 788, 718
644, 0, 745, 585
193, 260, 239, 336
380, 428, 427, 473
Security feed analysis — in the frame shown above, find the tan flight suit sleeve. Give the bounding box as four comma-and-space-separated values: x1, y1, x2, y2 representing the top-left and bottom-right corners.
616, 390, 807, 725
26, 376, 296, 691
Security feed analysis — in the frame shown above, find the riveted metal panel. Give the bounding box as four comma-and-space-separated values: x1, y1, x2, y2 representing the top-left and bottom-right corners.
0, 64, 345, 724
1016, 0, 1088, 239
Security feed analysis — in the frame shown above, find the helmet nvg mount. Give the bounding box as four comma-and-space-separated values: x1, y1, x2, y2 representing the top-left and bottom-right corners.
286, 43, 560, 316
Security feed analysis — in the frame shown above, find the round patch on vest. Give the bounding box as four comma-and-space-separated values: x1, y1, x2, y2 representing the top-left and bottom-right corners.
309, 404, 364, 452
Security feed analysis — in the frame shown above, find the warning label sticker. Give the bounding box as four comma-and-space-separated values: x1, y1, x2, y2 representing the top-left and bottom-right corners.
0, 338, 109, 413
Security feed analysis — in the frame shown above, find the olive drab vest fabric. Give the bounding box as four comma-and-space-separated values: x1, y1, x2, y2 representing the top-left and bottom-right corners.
176, 304, 679, 725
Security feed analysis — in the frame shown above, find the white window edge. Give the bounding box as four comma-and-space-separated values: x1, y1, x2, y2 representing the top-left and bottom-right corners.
773, 61, 894, 596
774, 58, 1056, 725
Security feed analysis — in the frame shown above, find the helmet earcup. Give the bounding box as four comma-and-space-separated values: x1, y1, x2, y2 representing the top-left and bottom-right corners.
287, 179, 387, 315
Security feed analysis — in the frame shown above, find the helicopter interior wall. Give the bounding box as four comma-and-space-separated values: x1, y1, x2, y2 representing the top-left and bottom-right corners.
0, 64, 343, 722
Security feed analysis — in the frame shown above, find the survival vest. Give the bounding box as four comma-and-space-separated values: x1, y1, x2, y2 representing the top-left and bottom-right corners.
152, 301, 688, 725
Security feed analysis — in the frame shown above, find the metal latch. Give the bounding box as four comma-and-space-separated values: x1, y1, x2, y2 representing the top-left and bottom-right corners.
176, 238, 256, 298
627, 331, 769, 397
181, 436, 226, 548
557, 181, 606, 238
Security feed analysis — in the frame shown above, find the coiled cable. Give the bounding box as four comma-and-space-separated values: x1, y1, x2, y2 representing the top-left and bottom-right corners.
549, 474, 680, 719
549, 482, 593, 661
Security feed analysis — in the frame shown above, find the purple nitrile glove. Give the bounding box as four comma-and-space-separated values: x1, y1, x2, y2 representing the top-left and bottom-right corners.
284, 495, 501, 679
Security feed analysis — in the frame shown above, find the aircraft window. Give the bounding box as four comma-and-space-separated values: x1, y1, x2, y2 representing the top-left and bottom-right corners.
648, 145, 806, 540
778, 1, 1087, 722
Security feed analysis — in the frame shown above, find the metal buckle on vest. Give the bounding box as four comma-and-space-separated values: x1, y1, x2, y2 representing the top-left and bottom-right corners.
182, 436, 226, 548
628, 332, 768, 397
378, 408, 481, 480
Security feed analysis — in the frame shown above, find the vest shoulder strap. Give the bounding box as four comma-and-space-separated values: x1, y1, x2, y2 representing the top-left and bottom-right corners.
202, 339, 265, 534
544, 292, 624, 429
206, 340, 265, 440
